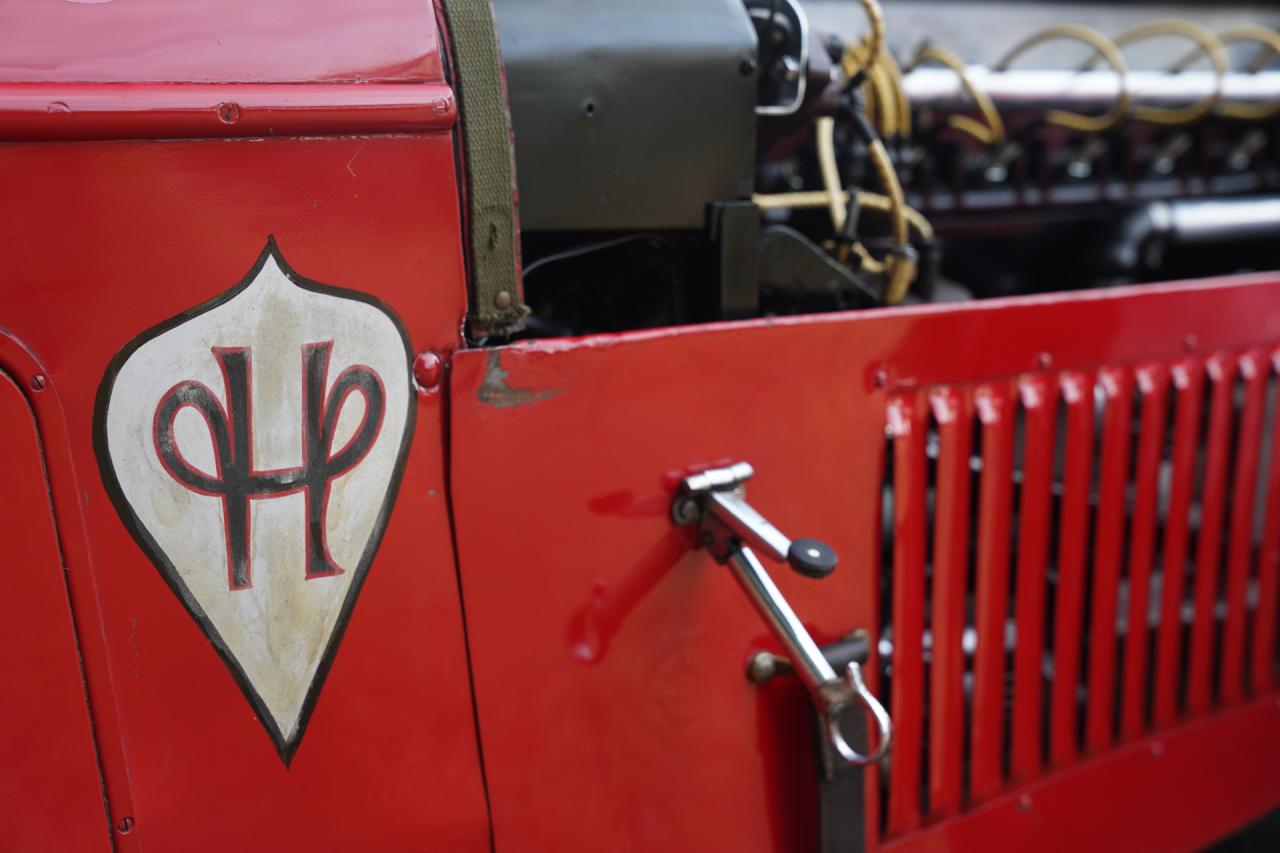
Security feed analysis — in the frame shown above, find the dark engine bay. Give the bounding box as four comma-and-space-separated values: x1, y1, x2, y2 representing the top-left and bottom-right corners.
486, 0, 1280, 339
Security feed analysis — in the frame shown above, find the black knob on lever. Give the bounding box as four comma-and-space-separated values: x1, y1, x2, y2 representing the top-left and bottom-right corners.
787, 538, 838, 578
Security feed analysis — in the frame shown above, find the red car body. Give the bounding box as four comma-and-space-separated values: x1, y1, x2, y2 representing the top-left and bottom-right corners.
0, 2, 1276, 851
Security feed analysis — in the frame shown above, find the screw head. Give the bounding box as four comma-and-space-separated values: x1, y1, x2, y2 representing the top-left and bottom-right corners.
1017, 794, 1032, 812
739, 57, 757, 77
217, 102, 242, 124
116, 817, 135, 834
1036, 352, 1053, 370
1150, 741, 1166, 759
670, 497, 700, 526
1183, 333, 1198, 352
412, 351, 443, 391
872, 367, 890, 389
29, 373, 47, 392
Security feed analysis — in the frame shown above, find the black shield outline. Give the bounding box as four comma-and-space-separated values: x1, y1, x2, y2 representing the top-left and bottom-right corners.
92, 236, 417, 766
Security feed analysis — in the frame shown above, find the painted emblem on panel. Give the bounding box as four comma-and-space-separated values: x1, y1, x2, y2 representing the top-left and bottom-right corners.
94, 238, 415, 764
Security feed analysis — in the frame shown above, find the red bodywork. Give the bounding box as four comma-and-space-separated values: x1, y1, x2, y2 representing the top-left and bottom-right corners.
0, 2, 1277, 851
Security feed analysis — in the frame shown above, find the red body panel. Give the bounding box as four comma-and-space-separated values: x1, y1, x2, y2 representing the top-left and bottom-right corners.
450, 277, 1280, 853
0, 135, 489, 850
1, 0, 441, 84
0, 368, 109, 852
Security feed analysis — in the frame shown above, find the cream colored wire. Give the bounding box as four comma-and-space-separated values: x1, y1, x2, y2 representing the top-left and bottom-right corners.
756, 0, 927, 304
853, 0, 886, 72
844, 42, 912, 137
815, 117, 848, 229
1169, 25, 1280, 120
907, 42, 1006, 145
1080, 19, 1226, 125
754, 191, 933, 241
815, 117, 915, 303
995, 24, 1131, 133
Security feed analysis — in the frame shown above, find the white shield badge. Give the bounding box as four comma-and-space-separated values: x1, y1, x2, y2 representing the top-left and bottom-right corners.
94, 238, 415, 764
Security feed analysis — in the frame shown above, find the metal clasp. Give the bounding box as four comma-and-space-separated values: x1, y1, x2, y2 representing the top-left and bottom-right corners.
672, 462, 892, 766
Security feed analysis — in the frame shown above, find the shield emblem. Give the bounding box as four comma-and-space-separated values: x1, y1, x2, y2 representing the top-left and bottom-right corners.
94, 238, 415, 764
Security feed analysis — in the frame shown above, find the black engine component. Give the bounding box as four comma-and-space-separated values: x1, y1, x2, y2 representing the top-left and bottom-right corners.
492, 0, 759, 231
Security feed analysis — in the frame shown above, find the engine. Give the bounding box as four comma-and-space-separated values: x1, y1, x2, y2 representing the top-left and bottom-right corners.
490, 0, 1280, 338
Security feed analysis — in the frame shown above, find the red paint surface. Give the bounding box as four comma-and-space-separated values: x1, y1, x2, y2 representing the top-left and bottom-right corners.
971, 382, 1013, 803
1120, 364, 1168, 742
1189, 355, 1237, 715
0, 83, 455, 142
0, 134, 488, 850
0, 0, 441, 84
1009, 375, 1055, 783
882, 696, 1280, 853
451, 275, 1280, 852
0, 369, 110, 852
1222, 351, 1268, 705
928, 387, 972, 820
1154, 360, 1205, 728
887, 394, 927, 836
1085, 368, 1133, 755
1050, 371, 1094, 769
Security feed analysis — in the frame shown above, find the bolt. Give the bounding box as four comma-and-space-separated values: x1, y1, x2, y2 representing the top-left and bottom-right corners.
116, 817, 135, 834
747, 652, 779, 683
739, 57, 757, 77
494, 290, 514, 310
1037, 352, 1053, 370
670, 497, 700, 526
217, 102, 242, 124
412, 351, 443, 391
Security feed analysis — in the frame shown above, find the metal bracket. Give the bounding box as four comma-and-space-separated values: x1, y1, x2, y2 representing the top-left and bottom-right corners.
673, 462, 892, 766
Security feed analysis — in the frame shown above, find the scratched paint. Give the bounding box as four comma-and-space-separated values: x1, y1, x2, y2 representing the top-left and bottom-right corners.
95, 240, 414, 762
476, 350, 564, 409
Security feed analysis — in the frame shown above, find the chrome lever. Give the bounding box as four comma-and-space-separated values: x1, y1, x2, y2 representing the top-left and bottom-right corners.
672, 462, 892, 766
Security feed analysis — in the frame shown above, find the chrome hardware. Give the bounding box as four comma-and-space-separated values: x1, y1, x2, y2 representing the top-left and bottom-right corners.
673, 462, 892, 766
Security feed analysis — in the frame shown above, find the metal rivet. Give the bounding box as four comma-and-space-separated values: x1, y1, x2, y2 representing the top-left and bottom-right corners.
1183, 333, 1198, 352
670, 497, 700, 526
1036, 352, 1053, 369
217, 102, 242, 124
747, 652, 778, 683
494, 290, 513, 310
739, 57, 757, 76
29, 373, 47, 392
116, 817, 135, 834
412, 351, 443, 391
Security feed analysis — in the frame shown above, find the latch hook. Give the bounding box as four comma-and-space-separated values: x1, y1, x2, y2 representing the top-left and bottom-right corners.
673, 462, 892, 766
